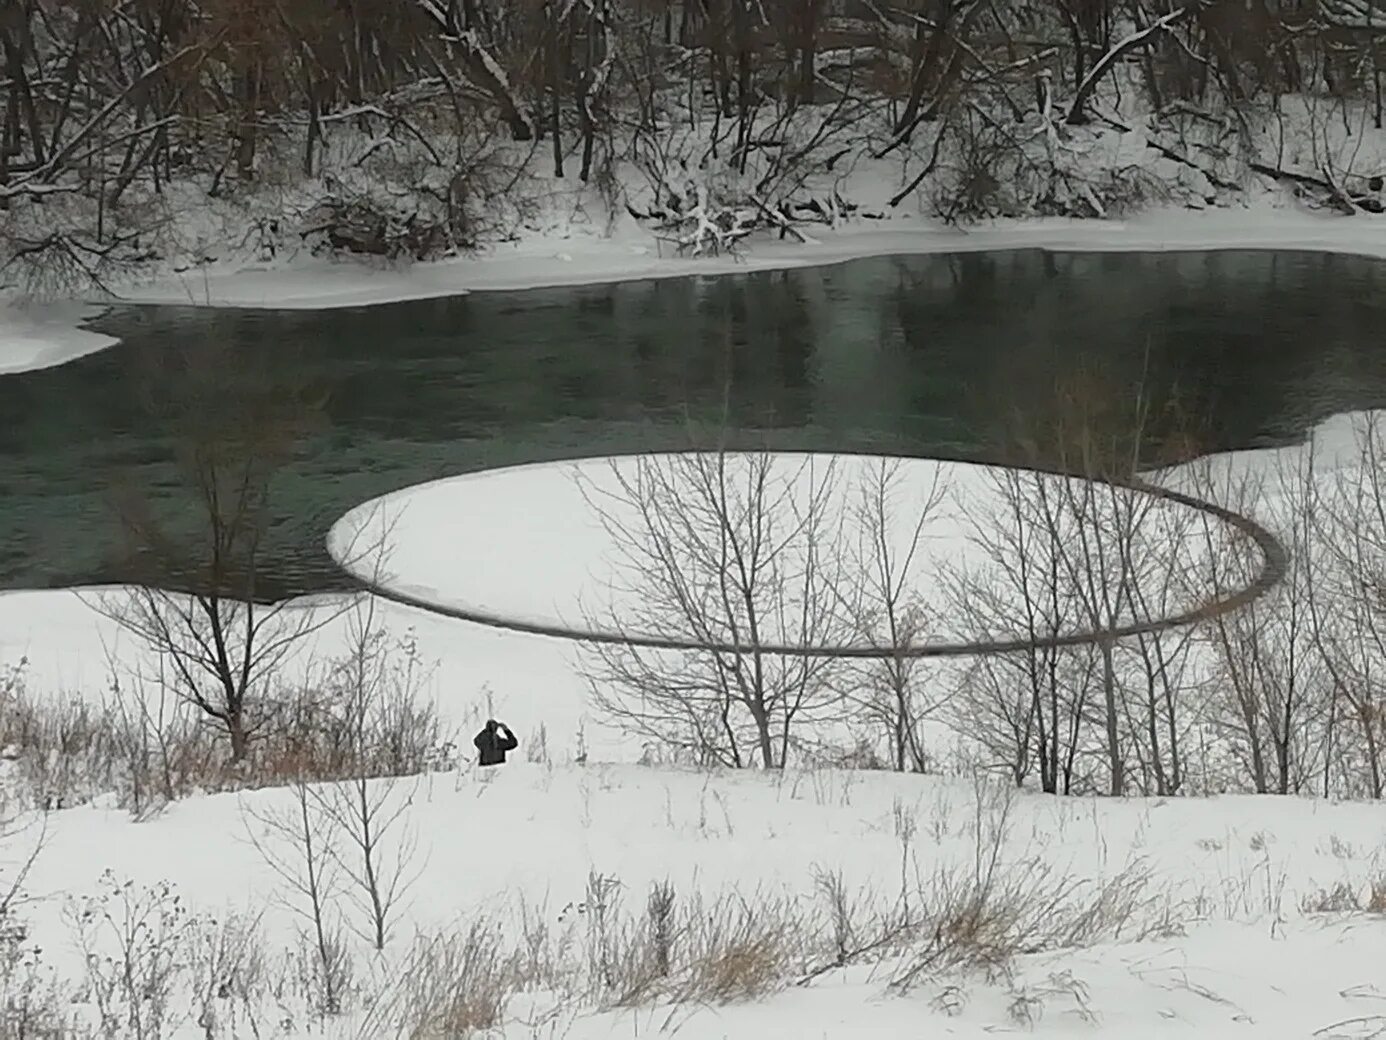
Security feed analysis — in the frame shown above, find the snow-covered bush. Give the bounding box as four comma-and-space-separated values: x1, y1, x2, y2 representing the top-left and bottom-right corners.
928, 105, 1173, 224
624, 90, 875, 254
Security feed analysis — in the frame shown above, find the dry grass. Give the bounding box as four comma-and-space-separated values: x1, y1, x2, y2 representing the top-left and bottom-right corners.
676, 895, 800, 1004
1302, 877, 1386, 915
889, 856, 1160, 991
1369, 879, 1386, 914
890, 779, 1165, 991
0, 662, 453, 815
357, 922, 518, 1039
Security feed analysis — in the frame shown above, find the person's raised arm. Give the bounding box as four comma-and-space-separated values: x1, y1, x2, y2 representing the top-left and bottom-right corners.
499, 724, 518, 752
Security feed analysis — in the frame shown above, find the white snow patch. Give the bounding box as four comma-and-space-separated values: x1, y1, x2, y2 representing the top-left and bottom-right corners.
0, 301, 116, 375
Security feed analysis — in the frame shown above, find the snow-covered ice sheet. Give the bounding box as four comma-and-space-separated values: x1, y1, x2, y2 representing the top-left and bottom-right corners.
0, 301, 115, 375
328, 453, 1224, 643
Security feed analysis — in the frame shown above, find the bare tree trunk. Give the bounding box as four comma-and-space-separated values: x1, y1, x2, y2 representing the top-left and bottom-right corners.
1100, 637, 1123, 795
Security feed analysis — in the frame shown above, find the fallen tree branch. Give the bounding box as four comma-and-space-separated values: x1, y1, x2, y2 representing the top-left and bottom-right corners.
1096, 113, 1241, 191
0, 182, 79, 200
1248, 161, 1357, 214
749, 193, 812, 243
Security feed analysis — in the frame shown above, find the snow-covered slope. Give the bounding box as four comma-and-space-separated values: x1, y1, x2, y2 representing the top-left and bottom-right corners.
1, 762, 1382, 1038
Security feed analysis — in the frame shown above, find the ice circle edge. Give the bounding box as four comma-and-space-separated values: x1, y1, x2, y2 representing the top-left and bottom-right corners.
327, 450, 1286, 659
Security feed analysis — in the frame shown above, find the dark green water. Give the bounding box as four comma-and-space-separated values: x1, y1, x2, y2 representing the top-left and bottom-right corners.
4, 249, 1385, 595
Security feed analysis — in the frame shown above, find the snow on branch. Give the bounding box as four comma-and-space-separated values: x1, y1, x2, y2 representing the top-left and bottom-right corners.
1066, 2, 1207, 125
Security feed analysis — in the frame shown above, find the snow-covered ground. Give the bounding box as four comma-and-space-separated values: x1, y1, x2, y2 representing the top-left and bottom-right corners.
0, 411, 1383, 1036
1, 760, 1383, 1038
103, 204, 1386, 310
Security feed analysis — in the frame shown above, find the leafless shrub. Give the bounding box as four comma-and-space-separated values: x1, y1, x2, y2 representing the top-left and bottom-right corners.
66, 873, 196, 1039
242, 782, 349, 1014
835, 457, 951, 773
105, 663, 212, 816
1370, 879, 1386, 915
315, 775, 421, 953
302, 190, 450, 262
0, 813, 66, 1038
185, 911, 269, 1038
0, 685, 123, 811
307, 598, 428, 953
0, 935, 72, 1040
929, 105, 1167, 225
1183, 444, 1329, 797
812, 866, 859, 966
1302, 882, 1362, 914
577, 871, 625, 998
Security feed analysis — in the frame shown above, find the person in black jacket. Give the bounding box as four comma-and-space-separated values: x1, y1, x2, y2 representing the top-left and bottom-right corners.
474, 719, 518, 767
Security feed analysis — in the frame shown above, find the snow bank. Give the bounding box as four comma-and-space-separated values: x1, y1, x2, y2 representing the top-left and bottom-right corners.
117, 203, 1386, 310
5, 202, 1386, 375
0, 301, 116, 375
558, 916, 1386, 1039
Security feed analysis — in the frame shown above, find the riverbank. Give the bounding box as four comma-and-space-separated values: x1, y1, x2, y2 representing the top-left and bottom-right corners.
3, 198, 1386, 376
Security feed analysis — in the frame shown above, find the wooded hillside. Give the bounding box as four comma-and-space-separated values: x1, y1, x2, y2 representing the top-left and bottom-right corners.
3, 0, 1385, 289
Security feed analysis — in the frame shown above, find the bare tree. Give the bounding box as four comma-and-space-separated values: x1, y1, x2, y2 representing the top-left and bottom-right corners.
315, 775, 420, 953
1307, 413, 1386, 799
89, 337, 353, 761
576, 449, 851, 769
1116, 507, 1203, 797
242, 782, 349, 1014
1184, 444, 1328, 795
311, 597, 425, 951
837, 457, 950, 772
945, 464, 1098, 792
1036, 367, 1170, 797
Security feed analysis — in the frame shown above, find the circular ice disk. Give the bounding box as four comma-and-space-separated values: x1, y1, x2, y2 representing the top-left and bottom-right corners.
327, 453, 1260, 653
